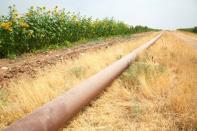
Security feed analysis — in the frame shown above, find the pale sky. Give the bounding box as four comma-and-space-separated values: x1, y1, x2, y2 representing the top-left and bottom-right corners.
0, 0, 197, 29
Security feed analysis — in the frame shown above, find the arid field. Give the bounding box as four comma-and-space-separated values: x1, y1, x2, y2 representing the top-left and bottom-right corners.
0, 31, 196, 130
65, 32, 197, 130
0, 1, 196, 131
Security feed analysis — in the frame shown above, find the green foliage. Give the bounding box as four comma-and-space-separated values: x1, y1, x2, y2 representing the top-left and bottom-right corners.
0, 6, 153, 58
193, 27, 197, 33
178, 26, 197, 33
68, 66, 85, 78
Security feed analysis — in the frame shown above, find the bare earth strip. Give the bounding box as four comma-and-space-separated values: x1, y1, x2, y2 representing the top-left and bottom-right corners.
174, 31, 197, 50
0, 32, 153, 87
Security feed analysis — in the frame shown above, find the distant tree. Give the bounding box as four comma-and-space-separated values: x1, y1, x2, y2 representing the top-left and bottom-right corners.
193, 26, 197, 33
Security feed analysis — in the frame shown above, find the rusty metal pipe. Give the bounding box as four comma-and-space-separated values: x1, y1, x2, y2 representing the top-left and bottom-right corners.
4, 33, 162, 131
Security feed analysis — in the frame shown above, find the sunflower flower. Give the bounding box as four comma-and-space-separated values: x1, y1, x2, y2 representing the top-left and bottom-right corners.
20, 22, 29, 28
0, 22, 12, 31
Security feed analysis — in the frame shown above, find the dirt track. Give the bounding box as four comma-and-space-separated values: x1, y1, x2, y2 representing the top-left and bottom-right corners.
0, 32, 150, 87
173, 31, 197, 50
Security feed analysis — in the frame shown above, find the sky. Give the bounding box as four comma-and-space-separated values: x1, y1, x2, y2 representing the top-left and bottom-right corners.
0, 0, 197, 30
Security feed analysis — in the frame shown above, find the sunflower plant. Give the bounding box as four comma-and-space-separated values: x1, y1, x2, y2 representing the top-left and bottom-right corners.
0, 5, 153, 58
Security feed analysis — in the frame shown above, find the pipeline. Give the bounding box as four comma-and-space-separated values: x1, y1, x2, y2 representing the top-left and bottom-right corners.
4, 33, 162, 131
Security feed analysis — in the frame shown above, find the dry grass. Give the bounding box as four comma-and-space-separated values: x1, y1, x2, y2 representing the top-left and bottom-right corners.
1, 31, 196, 130
64, 32, 197, 130
0, 32, 158, 129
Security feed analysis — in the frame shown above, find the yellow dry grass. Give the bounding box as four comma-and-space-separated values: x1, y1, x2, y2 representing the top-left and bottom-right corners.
0, 32, 158, 129
1, 31, 196, 130
63, 32, 197, 130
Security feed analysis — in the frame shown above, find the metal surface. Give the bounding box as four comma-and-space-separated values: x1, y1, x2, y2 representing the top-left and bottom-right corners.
4, 33, 162, 131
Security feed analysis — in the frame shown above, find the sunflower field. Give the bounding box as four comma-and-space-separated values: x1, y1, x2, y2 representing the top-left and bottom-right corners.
0, 6, 153, 58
